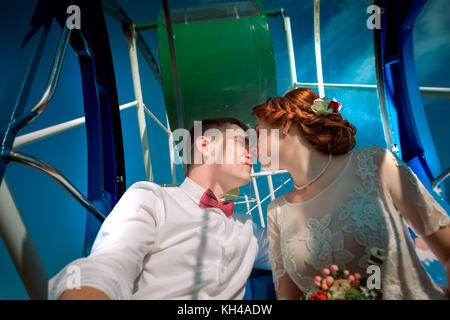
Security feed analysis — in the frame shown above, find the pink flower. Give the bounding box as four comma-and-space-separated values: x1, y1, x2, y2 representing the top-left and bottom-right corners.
321, 282, 328, 291
326, 276, 334, 286
344, 270, 350, 277
348, 275, 355, 282
315, 276, 322, 282
330, 265, 339, 274
354, 273, 361, 280
323, 268, 330, 276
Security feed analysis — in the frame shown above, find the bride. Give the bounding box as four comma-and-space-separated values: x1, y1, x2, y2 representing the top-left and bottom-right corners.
252, 88, 450, 300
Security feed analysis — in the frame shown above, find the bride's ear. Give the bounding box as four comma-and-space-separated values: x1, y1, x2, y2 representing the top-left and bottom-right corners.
281, 120, 292, 136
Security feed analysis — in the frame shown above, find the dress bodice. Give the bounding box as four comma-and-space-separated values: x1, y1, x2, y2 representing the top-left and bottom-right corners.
267, 146, 449, 299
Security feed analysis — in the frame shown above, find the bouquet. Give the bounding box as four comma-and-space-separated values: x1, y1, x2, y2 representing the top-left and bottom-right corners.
305, 265, 379, 300
306, 248, 386, 300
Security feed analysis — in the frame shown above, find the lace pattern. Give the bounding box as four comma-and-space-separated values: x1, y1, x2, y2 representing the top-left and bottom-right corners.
387, 152, 441, 217
385, 150, 450, 236
341, 148, 389, 269
291, 213, 355, 271
267, 146, 449, 299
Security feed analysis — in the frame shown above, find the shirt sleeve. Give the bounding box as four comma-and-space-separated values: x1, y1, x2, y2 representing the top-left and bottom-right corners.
379, 148, 450, 237
48, 182, 165, 300
266, 201, 287, 292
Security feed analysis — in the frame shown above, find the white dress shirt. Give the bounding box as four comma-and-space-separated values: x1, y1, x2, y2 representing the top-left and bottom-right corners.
48, 177, 270, 300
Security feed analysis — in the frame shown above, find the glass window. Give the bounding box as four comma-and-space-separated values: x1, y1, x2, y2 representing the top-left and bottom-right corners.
162, 1, 259, 25
414, 0, 450, 87
312, 0, 386, 149
414, 0, 450, 201
266, 0, 318, 93
320, 0, 378, 86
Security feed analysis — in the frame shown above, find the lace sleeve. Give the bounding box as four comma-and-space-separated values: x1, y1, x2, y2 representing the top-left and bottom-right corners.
267, 202, 286, 294
380, 149, 450, 237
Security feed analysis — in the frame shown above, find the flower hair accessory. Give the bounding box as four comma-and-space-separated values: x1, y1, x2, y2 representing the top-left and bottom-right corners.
311, 97, 342, 115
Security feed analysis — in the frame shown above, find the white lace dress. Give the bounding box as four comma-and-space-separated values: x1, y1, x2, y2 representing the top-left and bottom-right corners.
267, 145, 450, 300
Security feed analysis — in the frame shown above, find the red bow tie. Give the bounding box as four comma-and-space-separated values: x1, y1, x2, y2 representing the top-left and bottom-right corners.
199, 188, 234, 218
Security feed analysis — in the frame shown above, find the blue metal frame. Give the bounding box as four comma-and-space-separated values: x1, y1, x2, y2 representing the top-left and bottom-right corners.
0, 0, 126, 258
54, 0, 126, 256
0, 0, 54, 181
374, 0, 448, 209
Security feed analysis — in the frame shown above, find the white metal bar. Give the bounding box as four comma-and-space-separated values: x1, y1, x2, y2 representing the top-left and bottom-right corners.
0, 177, 48, 299
13, 116, 85, 151
142, 101, 183, 183
13, 101, 138, 151
432, 167, 450, 195
419, 87, 450, 94
232, 198, 256, 205
251, 169, 288, 177
296, 82, 377, 90
244, 194, 251, 212
314, 0, 325, 98
166, 112, 177, 184
283, 13, 297, 89
168, 132, 177, 184
295, 82, 450, 98
251, 167, 265, 228
142, 104, 171, 135
419, 87, 450, 98
267, 174, 276, 201
246, 176, 293, 216
142, 104, 178, 183
125, 25, 153, 182
119, 100, 140, 110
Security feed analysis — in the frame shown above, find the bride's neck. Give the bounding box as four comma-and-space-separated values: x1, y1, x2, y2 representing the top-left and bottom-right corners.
281, 139, 331, 188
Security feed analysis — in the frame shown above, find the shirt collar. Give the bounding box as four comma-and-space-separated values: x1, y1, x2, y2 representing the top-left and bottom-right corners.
179, 177, 207, 205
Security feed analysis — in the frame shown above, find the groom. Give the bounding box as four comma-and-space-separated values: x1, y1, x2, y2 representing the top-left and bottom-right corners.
48, 117, 270, 300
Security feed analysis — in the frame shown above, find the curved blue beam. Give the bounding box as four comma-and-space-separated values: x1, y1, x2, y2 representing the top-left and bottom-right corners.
374, 0, 447, 209
0, 0, 126, 267
54, 0, 126, 256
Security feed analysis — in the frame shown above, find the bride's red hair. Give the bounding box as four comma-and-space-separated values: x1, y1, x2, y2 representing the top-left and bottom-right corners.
252, 88, 357, 155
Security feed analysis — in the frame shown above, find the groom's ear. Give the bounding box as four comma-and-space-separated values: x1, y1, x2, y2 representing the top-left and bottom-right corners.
195, 135, 214, 163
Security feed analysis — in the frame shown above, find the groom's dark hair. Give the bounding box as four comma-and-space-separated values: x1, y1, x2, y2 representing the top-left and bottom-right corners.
186, 117, 249, 174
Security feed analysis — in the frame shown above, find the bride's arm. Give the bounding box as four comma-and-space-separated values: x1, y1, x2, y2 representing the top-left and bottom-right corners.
422, 228, 450, 298
379, 148, 450, 297
267, 203, 303, 300
276, 273, 303, 300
